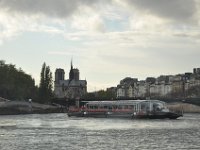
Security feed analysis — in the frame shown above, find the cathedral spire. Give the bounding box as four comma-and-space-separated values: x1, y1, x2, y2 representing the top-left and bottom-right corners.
69, 58, 74, 80
71, 58, 73, 70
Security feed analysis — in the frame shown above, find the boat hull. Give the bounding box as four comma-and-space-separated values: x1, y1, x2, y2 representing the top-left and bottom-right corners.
135, 112, 182, 119
68, 111, 182, 119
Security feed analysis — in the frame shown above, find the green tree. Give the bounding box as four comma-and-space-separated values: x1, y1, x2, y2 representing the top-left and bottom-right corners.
83, 90, 116, 101
38, 62, 53, 103
96, 90, 116, 100
0, 60, 38, 101
187, 85, 200, 98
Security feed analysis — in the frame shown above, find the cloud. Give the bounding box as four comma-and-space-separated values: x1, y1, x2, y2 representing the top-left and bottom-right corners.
0, 0, 110, 42
71, 6, 106, 33
125, 0, 197, 23
0, 0, 105, 18
0, 0, 200, 45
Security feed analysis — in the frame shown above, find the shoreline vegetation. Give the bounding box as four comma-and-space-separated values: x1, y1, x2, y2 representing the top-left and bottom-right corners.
0, 61, 54, 105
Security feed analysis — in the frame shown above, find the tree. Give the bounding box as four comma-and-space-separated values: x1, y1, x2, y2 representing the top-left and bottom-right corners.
187, 85, 200, 98
0, 60, 37, 101
38, 62, 53, 103
83, 90, 116, 101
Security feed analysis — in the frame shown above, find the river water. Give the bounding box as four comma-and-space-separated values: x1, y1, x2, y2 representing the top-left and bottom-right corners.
0, 113, 199, 150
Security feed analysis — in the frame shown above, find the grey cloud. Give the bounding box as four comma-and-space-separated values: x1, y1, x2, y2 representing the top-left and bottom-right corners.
1, 0, 197, 23
173, 32, 200, 39
126, 0, 197, 22
0, 0, 103, 18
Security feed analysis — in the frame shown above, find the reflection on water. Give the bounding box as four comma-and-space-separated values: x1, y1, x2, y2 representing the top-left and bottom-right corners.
0, 113, 200, 150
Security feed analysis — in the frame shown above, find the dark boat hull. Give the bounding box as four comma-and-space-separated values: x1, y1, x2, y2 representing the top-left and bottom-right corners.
135, 112, 182, 119
68, 111, 182, 119
68, 111, 133, 118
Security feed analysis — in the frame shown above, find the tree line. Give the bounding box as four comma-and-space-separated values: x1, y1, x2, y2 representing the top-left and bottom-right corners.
0, 60, 115, 104
0, 60, 53, 104
82, 90, 116, 101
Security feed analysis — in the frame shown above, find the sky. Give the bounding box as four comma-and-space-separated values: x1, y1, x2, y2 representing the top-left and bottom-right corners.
0, 0, 200, 91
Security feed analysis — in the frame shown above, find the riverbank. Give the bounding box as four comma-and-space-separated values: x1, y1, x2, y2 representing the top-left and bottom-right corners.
0, 101, 62, 115
167, 102, 200, 113
1, 100, 200, 115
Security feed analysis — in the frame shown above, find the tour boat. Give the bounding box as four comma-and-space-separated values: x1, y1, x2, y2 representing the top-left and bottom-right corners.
67, 100, 183, 119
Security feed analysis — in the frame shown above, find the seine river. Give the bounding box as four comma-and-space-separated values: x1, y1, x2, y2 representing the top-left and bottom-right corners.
0, 113, 200, 150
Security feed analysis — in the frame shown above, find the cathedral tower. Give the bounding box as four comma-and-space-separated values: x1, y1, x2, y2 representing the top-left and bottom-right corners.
55, 68, 65, 84
69, 60, 79, 81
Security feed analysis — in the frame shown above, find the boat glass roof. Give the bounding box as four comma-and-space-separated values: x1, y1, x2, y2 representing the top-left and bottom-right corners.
83, 100, 165, 105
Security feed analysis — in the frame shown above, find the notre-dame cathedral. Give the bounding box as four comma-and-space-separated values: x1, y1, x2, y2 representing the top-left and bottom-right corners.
54, 61, 87, 99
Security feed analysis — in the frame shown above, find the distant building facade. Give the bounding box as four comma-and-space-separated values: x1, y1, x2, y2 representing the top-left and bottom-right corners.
116, 67, 200, 99
54, 61, 87, 99
116, 77, 138, 98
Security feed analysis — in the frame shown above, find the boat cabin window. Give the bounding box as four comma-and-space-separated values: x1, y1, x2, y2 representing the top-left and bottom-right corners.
89, 105, 93, 109
141, 103, 147, 110
99, 105, 104, 109
153, 102, 165, 111
88, 105, 98, 109
128, 105, 134, 109
113, 105, 117, 109
124, 105, 128, 109
117, 106, 122, 109
108, 106, 112, 110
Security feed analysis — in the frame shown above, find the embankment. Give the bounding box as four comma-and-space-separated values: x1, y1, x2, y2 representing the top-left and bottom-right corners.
167, 102, 200, 113
0, 101, 62, 115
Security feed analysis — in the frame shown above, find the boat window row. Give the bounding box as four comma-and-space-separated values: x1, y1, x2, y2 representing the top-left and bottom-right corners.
86, 102, 167, 112
86, 104, 137, 110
